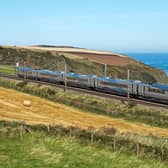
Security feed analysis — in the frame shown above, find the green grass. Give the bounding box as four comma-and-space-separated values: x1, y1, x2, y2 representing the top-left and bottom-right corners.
0, 130, 167, 168
0, 65, 16, 75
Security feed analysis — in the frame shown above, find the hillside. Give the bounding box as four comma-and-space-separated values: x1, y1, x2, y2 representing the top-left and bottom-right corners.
0, 87, 168, 164
26, 45, 139, 66
1, 77, 168, 129
0, 46, 168, 83
0, 87, 168, 137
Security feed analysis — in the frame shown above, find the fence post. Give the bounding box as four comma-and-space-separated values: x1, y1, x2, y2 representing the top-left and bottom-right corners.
136, 142, 140, 156
161, 138, 164, 161
135, 135, 139, 156
69, 125, 74, 138
19, 124, 23, 140
88, 126, 94, 144
47, 125, 50, 133
91, 132, 94, 144
161, 148, 164, 161
19, 121, 25, 140
69, 127, 72, 138
113, 136, 116, 151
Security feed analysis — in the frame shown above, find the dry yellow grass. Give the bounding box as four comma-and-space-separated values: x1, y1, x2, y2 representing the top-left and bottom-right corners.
22, 46, 126, 57
0, 87, 168, 138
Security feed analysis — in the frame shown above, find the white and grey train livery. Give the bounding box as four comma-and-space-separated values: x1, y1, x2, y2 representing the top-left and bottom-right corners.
18, 67, 168, 104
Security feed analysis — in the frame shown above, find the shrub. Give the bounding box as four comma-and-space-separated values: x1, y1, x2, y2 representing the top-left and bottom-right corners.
16, 81, 28, 88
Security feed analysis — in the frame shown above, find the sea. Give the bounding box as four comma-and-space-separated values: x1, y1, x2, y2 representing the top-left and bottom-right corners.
125, 53, 168, 75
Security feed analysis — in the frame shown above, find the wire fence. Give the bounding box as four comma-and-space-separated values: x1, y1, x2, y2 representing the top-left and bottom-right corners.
0, 121, 168, 161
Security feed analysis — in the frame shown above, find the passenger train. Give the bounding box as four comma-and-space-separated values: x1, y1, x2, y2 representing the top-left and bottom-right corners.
18, 67, 168, 104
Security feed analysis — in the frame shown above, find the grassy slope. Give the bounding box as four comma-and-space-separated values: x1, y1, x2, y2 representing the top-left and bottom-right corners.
1, 86, 168, 138
0, 131, 167, 168
0, 46, 167, 83
0, 77, 168, 166
0, 65, 16, 75
0, 77, 168, 129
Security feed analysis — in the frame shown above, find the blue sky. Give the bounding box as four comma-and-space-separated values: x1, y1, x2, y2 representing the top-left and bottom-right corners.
0, 0, 168, 52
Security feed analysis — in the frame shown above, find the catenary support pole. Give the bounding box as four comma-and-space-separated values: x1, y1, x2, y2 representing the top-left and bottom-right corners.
104, 64, 107, 77
64, 61, 67, 92
127, 69, 130, 104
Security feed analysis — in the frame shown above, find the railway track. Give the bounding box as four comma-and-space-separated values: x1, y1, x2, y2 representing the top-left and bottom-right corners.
0, 73, 168, 109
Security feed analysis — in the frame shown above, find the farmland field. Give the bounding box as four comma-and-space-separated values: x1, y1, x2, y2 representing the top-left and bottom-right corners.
0, 87, 168, 138
24, 46, 135, 66
0, 85, 168, 166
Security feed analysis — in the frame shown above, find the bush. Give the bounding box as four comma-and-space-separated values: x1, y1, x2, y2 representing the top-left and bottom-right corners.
16, 81, 28, 88
46, 88, 56, 96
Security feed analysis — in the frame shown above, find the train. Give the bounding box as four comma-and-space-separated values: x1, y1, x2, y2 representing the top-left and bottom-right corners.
18, 67, 168, 104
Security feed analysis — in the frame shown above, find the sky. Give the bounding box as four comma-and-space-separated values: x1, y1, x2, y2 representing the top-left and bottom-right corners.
0, 0, 168, 52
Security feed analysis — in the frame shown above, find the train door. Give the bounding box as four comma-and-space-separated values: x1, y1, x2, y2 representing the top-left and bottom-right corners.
136, 85, 139, 96
143, 86, 145, 96
138, 84, 144, 97
88, 77, 93, 87
62, 73, 65, 83
139, 85, 146, 97
131, 84, 134, 94
94, 78, 96, 88
91, 77, 96, 89
35, 71, 38, 80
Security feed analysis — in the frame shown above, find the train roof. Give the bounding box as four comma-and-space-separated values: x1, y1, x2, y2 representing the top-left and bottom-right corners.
38, 69, 64, 75
139, 82, 168, 91
97, 76, 141, 84
66, 72, 96, 79
38, 69, 53, 73
19, 67, 33, 71
151, 83, 168, 91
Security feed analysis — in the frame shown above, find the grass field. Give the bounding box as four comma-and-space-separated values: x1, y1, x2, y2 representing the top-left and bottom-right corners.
0, 84, 168, 165
0, 87, 168, 138
0, 130, 167, 168
0, 65, 16, 75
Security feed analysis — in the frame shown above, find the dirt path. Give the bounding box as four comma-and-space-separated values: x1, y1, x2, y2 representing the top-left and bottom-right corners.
0, 87, 168, 137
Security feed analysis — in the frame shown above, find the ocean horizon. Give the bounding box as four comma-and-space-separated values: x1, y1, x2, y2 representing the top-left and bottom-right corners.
125, 53, 168, 75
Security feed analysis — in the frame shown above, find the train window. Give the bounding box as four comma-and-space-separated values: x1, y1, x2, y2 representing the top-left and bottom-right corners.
21, 71, 26, 74
67, 76, 88, 82
148, 87, 165, 94
100, 81, 127, 88
40, 73, 58, 78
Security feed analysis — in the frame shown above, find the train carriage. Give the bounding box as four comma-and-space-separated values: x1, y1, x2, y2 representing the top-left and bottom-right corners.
65, 72, 95, 89
95, 77, 129, 96
18, 67, 37, 79
138, 83, 168, 103
18, 67, 64, 83
37, 69, 64, 83
95, 77, 142, 97
18, 67, 168, 105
